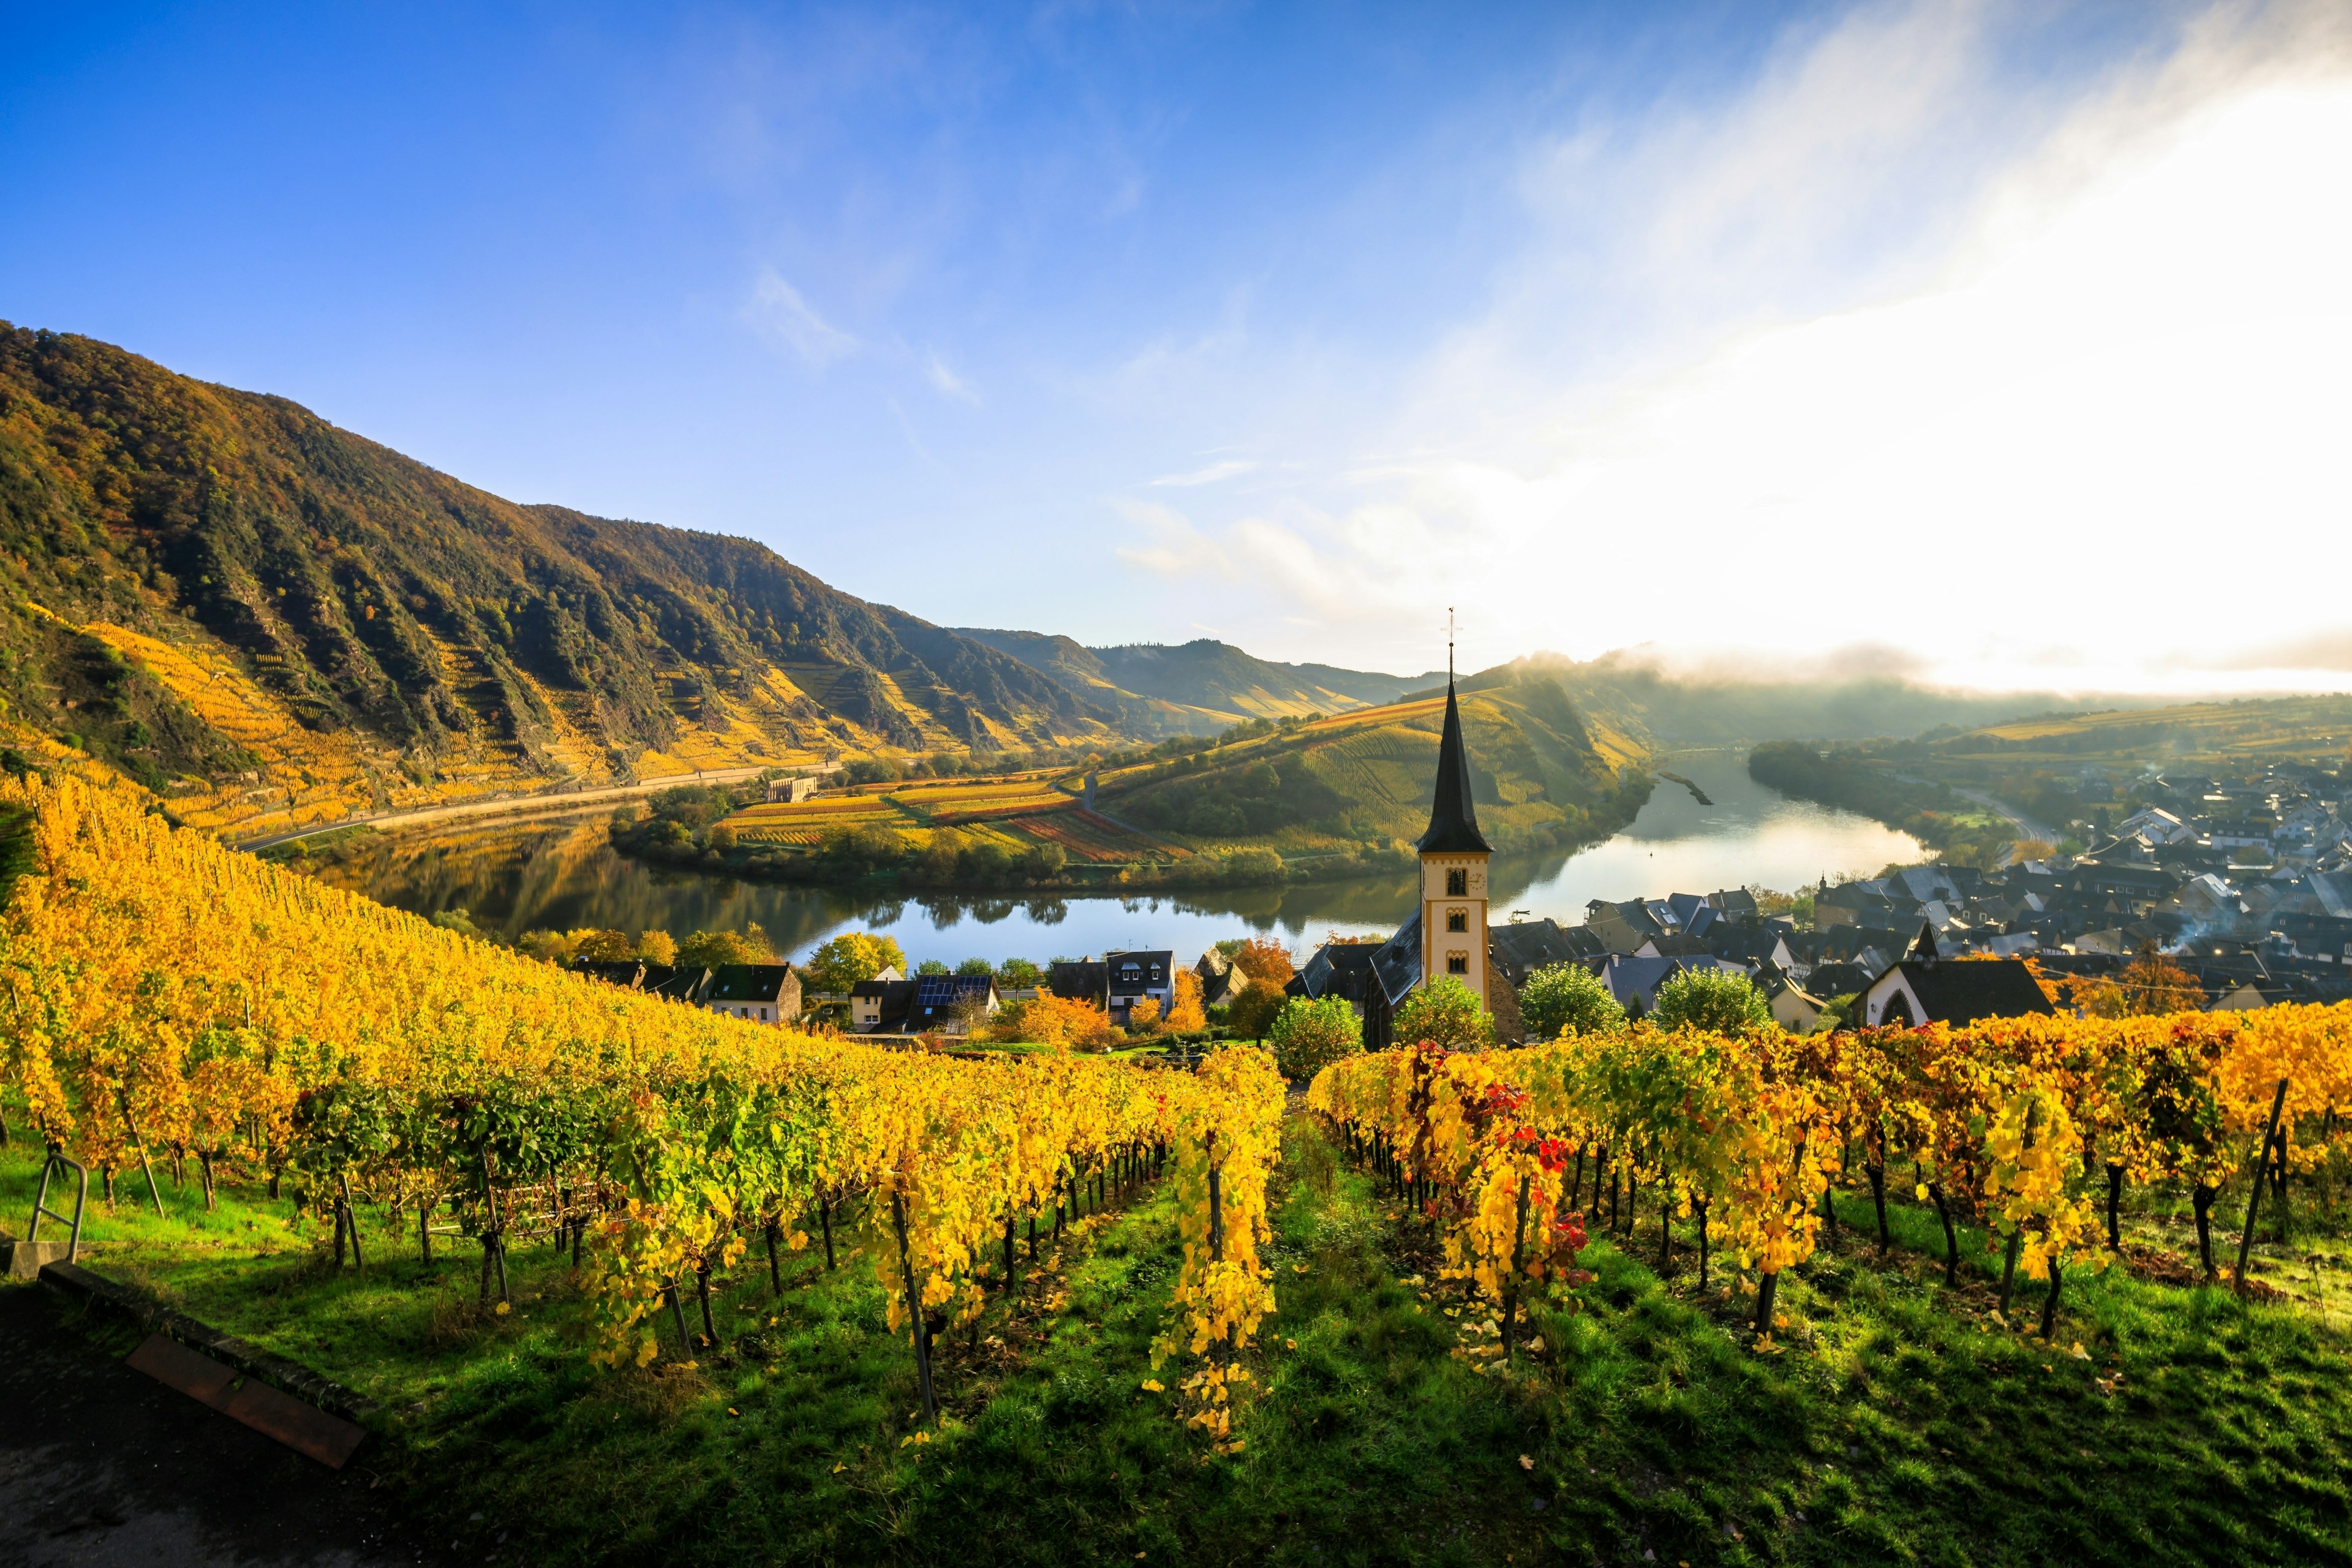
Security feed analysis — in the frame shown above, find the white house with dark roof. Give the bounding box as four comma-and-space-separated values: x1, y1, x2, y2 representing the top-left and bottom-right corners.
702, 964, 802, 1026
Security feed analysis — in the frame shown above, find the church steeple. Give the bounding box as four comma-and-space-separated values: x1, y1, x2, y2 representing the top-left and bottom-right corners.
1417, 676, 1491, 854
1411, 612, 1493, 1016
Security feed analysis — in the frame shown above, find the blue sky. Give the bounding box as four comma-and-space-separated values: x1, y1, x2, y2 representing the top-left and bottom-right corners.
5, 2, 2348, 688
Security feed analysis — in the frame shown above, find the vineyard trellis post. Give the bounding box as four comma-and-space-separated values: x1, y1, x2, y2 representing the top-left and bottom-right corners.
2234, 1078, 2290, 1297
338, 1171, 364, 1268
116, 1093, 166, 1220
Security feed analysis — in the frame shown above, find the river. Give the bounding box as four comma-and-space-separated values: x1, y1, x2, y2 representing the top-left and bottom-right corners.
312, 750, 1920, 967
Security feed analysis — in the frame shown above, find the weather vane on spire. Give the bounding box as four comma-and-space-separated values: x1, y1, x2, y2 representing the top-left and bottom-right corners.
1446, 606, 1457, 682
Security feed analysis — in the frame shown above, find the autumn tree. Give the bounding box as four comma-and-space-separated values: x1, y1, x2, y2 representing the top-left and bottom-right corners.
1228, 935, 1295, 989
678, 926, 777, 969
571, 929, 638, 963
1166, 970, 1207, 1033
801, 932, 908, 993
2076, 940, 2206, 1017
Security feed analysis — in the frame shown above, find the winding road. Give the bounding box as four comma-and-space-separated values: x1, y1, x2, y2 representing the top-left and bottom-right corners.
1949, 788, 2060, 864
234, 765, 773, 853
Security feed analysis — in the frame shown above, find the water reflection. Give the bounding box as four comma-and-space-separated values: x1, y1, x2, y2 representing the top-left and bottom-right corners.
316, 748, 1918, 965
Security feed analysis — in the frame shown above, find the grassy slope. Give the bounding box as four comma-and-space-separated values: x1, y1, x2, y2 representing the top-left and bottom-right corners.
7, 1121, 2350, 1567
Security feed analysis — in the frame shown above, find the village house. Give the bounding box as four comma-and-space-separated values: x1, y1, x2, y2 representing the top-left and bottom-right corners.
1859, 929, 2054, 1028
702, 963, 802, 1025
1104, 950, 1175, 1023
848, 976, 920, 1033
1047, 959, 1111, 1009
906, 973, 1001, 1035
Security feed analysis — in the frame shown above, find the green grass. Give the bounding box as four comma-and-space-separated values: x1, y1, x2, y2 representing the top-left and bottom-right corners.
8, 1127, 2352, 1566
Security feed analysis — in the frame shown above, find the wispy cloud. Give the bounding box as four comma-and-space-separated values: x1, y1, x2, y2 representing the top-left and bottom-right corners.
1147, 459, 1257, 488
924, 350, 979, 404
1110, 499, 1235, 580
745, 268, 858, 368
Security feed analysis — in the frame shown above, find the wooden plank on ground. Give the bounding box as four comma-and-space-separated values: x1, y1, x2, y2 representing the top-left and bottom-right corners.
126, 1332, 367, 1469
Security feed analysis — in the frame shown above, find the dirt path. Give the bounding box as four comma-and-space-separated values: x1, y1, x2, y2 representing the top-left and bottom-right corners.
0, 1284, 450, 1567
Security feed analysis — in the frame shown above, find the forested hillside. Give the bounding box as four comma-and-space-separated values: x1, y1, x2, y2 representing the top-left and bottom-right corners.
0, 325, 1108, 837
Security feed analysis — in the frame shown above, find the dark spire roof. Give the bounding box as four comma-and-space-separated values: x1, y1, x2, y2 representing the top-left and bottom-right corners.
1417, 679, 1492, 855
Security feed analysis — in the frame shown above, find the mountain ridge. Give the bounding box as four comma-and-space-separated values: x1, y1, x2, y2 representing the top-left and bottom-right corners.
0, 323, 1112, 837
952, 626, 1442, 733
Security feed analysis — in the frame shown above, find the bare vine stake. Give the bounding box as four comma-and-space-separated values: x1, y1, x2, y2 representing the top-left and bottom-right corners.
1868, 1159, 1890, 1254
766, 1218, 783, 1295
419, 1196, 432, 1265
116, 1094, 167, 1219
2235, 1079, 2291, 1297
339, 1172, 364, 1268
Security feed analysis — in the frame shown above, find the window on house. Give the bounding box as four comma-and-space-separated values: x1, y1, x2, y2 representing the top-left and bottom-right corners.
1446, 869, 1468, 897
1446, 910, 1468, 933
1447, 954, 1470, 975
760, 1008, 770, 1022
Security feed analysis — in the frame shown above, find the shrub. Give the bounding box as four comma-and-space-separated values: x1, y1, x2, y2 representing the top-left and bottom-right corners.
1651, 967, 1771, 1033
989, 993, 1116, 1052
1267, 995, 1360, 1079
1392, 976, 1493, 1050
1226, 984, 1286, 1041
1520, 962, 1625, 1038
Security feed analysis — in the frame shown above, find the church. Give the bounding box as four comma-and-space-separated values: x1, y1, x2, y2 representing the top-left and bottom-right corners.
1287, 670, 1498, 1048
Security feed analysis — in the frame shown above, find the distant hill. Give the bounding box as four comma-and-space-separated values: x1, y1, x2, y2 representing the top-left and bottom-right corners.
1496, 650, 2160, 747
0, 324, 1111, 838
954, 628, 1441, 734
1093, 665, 1651, 854
1929, 693, 2352, 765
